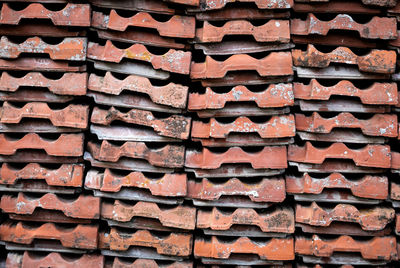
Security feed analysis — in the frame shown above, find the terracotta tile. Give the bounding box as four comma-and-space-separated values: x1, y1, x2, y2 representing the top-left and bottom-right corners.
0, 102, 88, 129
91, 106, 191, 140
0, 133, 84, 157
0, 36, 87, 61
87, 140, 185, 167
296, 235, 398, 260
185, 146, 287, 169
291, 14, 397, 40
195, 20, 290, 43
1, 193, 100, 219
286, 173, 388, 200
295, 112, 398, 137
101, 200, 195, 230
293, 45, 396, 74
0, 221, 98, 249
99, 228, 192, 256
19, 252, 104, 268
197, 206, 294, 233
92, 10, 195, 38
0, 72, 87, 96
192, 115, 295, 139
88, 72, 188, 108
194, 236, 294, 260
0, 3, 90, 26
189, 84, 293, 110
89, 0, 175, 14
288, 142, 391, 168
296, 202, 394, 230
88, 41, 191, 74
190, 53, 293, 79
196, 0, 293, 10
0, 163, 83, 187
85, 169, 187, 196
0, 58, 86, 72
188, 177, 285, 203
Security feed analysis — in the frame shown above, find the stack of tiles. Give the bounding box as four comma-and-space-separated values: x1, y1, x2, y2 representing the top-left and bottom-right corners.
389, 0, 400, 262
290, 0, 399, 265
186, 0, 296, 266
85, 0, 197, 267
1, 0, 400, 266
0, 1, 103, 266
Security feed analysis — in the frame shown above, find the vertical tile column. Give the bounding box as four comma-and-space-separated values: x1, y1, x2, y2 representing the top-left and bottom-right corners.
85, 1, 196, 266
185, 0, 296, 265
0, 2, 102, 266
290, 1, 399, 266
388, 1, 400, 263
